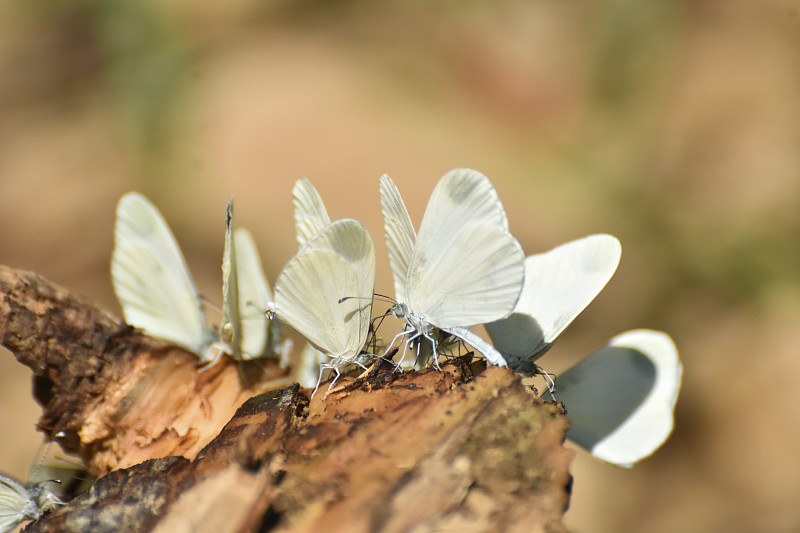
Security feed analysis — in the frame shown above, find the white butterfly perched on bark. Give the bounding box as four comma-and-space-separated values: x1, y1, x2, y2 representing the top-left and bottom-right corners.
556, 329, 682, 467
221, 198, 291, 364
287, 177, 336, 388
379, 169, 525, 367
290, 178, 385, 386
0, 472, 61, 533
484, 234, 622, 375
111, 192, 217, 360
268, 218, 376, 392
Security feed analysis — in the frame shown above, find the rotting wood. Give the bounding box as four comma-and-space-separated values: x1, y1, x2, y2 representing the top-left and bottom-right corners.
0, 265, 290, 475
1, 265, 572, 532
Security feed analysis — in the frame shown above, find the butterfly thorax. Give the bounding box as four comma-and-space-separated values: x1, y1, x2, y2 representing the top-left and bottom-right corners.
404, 311, 436, 339
390, 302, 434, 337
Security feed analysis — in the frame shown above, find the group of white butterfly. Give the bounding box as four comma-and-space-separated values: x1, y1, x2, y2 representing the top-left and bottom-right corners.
0, 168, 682, 532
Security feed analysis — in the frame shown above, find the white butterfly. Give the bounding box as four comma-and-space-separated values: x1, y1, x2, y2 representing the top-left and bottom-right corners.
287, 177, 338, 387
484, 234, 622, 375
0, 473, 61, 533
268, 219, 376, 391
556, 329, 682, 467
221, 198, 290, 363
379, 169, 525, 367
111, 192, 216, 360
291, 178, 385, 385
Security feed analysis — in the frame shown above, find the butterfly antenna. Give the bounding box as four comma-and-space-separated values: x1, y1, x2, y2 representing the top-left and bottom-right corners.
370, 312, 389, 336
338, 292, 396, 305
29, 439, 54, 493
245, 300, 267, 313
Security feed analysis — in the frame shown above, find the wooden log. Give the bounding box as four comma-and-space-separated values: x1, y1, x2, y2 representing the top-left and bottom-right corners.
0, 265, 572, 532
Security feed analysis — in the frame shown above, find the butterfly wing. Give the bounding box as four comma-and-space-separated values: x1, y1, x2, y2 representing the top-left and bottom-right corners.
111, 192, 213, 356
0, 473, 40, 530
556, 329, 682, 467
273, 219, 375, 361
293, 177, 332, 248
234, 227, 275, 359
404, 168, 525, 328
379, 174, 417, 303
485, 234, 621, 374
293, 343, 328, 389
221, 198, 242, 357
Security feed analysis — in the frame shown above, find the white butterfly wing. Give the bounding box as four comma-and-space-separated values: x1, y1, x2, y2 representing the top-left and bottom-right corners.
234, 228, 274, 359
556, 329, 682, 467
273, 219, 375, 360
293, 177, 332, 248
379, 174, 417, 303
0, 473, 40, 531
221, 198, 242, 357
405, 168, 525, 328
294, 343, 328, 389
222, 197, 281, 360
111, 192, 213, 356
485, 234, 621, 373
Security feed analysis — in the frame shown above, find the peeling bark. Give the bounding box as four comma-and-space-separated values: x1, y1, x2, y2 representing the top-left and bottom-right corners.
1, 266, 572, 532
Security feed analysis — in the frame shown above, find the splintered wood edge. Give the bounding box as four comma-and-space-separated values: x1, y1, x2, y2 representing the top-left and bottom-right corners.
0, 265, 291, 475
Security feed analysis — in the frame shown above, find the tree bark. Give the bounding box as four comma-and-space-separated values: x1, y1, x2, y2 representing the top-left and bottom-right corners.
0, 265, 572, 532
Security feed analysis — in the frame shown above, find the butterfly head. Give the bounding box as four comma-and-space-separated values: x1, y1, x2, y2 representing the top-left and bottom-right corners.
389, 302, 408, 319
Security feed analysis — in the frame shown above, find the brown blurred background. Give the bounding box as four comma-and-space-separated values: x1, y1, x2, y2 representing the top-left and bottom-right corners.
1, 1, 798, 531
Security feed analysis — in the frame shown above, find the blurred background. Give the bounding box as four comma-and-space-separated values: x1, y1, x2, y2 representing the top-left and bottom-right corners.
1, 0, 798, 531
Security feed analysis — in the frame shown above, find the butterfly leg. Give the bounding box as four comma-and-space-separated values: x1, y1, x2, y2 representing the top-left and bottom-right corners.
420, 329, 440, 371
388, 326, 415, 371
327, 366, 343, 392
312, 365, 326, 397
537, 365, 557, 400
198, 342, 227, 372
404, 329, 430, 370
